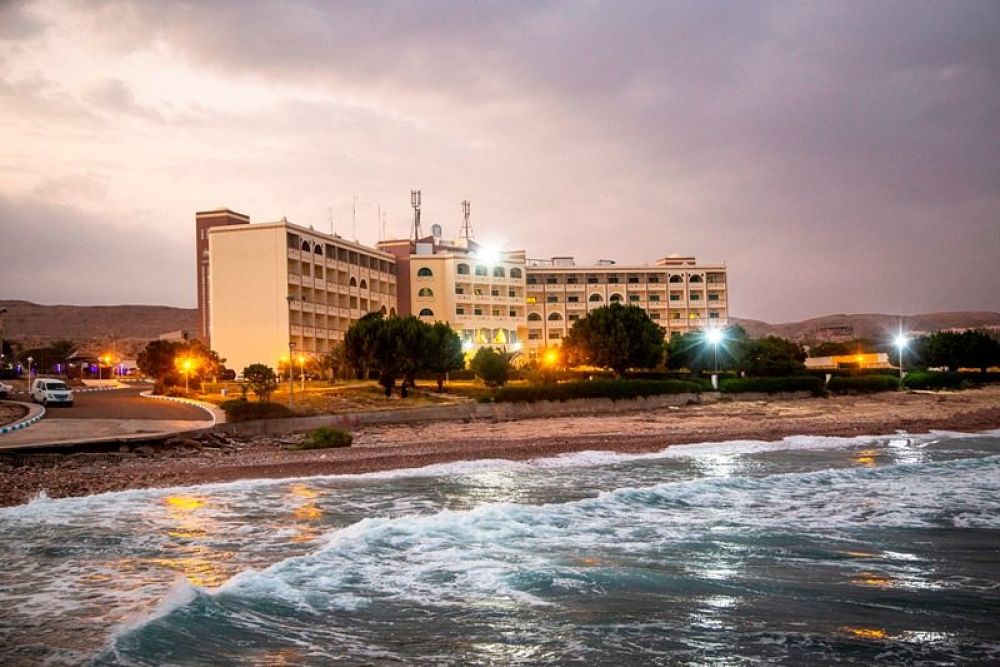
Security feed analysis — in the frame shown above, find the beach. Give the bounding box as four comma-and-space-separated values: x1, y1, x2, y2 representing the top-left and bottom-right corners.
1, 386, 998, 507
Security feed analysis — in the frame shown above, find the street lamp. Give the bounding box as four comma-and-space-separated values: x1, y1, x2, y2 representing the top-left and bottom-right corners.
26, 355, 33, 387
298, 354, 306, 390
894, 333, 908, 383
287, 295, 297, 409
705, 328, 723, 372
181, 357, 194, 394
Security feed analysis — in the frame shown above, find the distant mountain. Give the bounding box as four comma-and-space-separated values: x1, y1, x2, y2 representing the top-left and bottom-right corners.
2, 300, 998, 357
731, 311, 1000, 342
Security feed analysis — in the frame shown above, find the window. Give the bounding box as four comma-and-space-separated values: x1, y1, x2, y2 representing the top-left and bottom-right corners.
526, 296, 537, 304
509, 310, 517, 317
569, 314, 580, 321
526, 276, 537, 285
474, 308, 482, 316
669, 275, 683, 283
587, 276, 598, 284
475, 265, 488, 276
690, 293, 702, 301
567, 276, 578, 284
710, 312, 720, 319
315, 245, 323, 255
528, 312, 542, 321
493, 266, 505, 278
349, 276, 357, 287
649, 294, 661, 302
456, 307, 465, 315
417, 267, 433, 277
547, 295, 558, 303
670, 312, 681, 320
650, 312, 661, 319
456, 287, 464, 295
548, 312, 563, 321
474, 288, 484, 296
491, 289, 500, 297
609, 293, 623, 302
419, 308, 434, 317
670, 293, 682, 301
493, 309, 501, 317
418, 287, 434, 297
649, 276, 660, 284
629, 294, 640, 302
508, 290, 517, 298
529, 331, 542, 340
510, 268, 523, 279
546, 276, 558, 284
589, 293, 603, 302
690, 274, 704, 283
709, 293, 720, 301
457, 263, 470, 275
628, 276, 639, 283
301, 241, 311, 251
567, 295, 580, 303
608, 275, 620, 284
548, 330, 562, 339
360, 279, 367, 289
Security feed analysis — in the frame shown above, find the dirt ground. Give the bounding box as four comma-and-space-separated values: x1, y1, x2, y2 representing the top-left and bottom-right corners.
1, 386, 998, 507
0, 403, 28, 427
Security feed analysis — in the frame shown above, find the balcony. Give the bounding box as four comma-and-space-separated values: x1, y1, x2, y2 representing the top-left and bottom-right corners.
287, 249, 301, 260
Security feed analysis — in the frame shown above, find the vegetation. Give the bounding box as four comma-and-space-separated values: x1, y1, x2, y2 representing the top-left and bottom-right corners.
494, 378, 703, 403
19, 339, 77, 374
826, 375, 899, 393
344, 313, 465, 396
295, 426, 353, 449
219, 398, 294, 422
137, 339, 225, 392
469, 347, 511, 390
719, 376, 825, 395
668, 325, 749, 375
912, 330, 1000, 373
243, 363, 278, 401
561, 304, 665, 377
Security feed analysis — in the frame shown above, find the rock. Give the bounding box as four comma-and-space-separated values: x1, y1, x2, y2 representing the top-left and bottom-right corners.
135, 445, 155, 456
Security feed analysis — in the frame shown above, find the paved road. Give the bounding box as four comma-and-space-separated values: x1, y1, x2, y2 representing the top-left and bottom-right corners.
43, 387, 208, 421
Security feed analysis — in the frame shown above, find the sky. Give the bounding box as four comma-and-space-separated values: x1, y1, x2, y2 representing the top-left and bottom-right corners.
1, 0, 998, 323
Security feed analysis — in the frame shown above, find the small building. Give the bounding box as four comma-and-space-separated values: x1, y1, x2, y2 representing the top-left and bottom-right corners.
805, 352, 891, 370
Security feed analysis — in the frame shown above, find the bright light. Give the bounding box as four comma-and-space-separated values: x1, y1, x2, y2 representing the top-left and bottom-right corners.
543, 349, 559, 366
462, 340, 474, 352
705, 328, 723, 345
894, 334, 908, 350
476, 244, 502, 266
297, 355, 306, 364
510, 342, 522, 352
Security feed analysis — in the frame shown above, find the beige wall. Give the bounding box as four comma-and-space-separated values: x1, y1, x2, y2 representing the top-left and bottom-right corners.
209, 225, 290, 375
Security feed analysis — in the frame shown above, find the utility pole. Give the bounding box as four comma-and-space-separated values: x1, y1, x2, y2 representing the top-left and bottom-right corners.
460, 200, 474, 240
411, 190, 422, 241
0, 307, 7, 370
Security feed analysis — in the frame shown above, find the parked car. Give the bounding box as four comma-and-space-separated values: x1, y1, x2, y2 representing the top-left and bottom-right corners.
0, 380, 12, 398
30, 378, 74, 406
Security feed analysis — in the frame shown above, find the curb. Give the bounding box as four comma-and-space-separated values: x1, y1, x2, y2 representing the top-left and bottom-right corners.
0, 402, 46, 435
139, 391, 226, 426
76, 384, 128, 393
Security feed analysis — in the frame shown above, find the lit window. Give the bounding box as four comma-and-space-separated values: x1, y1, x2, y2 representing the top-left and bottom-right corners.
417, 267, 433, 277
418, 287, 434, 297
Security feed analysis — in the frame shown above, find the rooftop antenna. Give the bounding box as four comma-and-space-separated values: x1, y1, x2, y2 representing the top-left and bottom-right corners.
377, 204, 382, 241
459, 199, 474, 240
411, 190, 422, 241
327, 206, 334, 236
382, 209, 387, 241
352, 194, 358, 242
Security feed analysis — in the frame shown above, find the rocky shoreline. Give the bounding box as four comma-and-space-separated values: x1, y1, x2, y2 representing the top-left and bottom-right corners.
1, 387, 998, 507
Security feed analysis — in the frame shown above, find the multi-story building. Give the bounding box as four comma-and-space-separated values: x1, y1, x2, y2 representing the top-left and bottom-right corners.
195, 209, 249, 344
523, 255, 729, 352
207, 217, 397, 373
202, 203, 728, 371
378, 230, 528, 350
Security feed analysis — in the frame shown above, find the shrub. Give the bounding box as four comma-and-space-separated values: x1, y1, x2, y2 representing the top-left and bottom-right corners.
827, 375, 899, 393
470, 347, 511, 390
493, 379, 702, 403
220, 398, 294, 422
719, 376, 825, 395
901, 371, 968, 390
295, 426, 353, 449
164, 387, 190, 398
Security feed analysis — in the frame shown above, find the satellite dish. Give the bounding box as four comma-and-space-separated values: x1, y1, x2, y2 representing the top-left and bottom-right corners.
431, 224, 442, 238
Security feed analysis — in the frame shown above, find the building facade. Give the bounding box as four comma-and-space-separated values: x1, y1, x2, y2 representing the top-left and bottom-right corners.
196, 209, 249, 344
523, 255, 729, 353
208, 219, 397, 374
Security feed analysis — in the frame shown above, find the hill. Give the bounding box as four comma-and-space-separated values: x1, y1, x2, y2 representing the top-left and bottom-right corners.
731, 311, 1000, 342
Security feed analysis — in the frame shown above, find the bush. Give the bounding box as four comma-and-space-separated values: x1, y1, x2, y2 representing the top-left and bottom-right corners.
220, 398, 295, 422
493, 379, 703, 403
719, 376, 825, 395
295, 426, 353, 449
164, 387, 190, 398
902, 371, 969, 390
827, 375, 899, 393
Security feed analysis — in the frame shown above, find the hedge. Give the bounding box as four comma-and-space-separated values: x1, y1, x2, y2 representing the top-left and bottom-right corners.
493, 379, 703, 403
220, 399, 295, 422
826, 375, 899, 393
719, 376, 825, 395
899, 371, 1000, 390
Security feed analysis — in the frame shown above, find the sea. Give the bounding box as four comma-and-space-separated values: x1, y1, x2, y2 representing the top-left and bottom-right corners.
1, 430, 998, 665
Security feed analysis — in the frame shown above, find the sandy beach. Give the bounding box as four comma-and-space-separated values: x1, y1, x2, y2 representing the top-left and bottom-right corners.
1, 386, 998, 507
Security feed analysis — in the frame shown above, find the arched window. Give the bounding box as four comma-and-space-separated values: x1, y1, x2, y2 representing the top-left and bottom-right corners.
302, 241, 312, 252
418, 287, 434, 297
669, 274, 684, 283
360, 279, 368, 289
474, 265, 488, 276
510, 268, 522, 279
314, 245, 322, 255
609, 293, 623, 302
417, 267, 433, 277
457, 263, 470, 275
589, 293, 603, 302
493, 266, 505, 278
380, 305, 387, 314
548, 312, 563, 321
527, 312, 542, 321
419, 308, 434, 317
349, 276, 357, 287
689, 274, 703, 283
389, 307, 396, 316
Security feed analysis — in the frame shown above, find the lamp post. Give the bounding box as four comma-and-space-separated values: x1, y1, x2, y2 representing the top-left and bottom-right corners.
298, 354, 306, 391
0, 307, 7, 368
894, 333, 908, 383
287, 295, 297, 409
26, 355, 33, 388
705, 328, 723, 390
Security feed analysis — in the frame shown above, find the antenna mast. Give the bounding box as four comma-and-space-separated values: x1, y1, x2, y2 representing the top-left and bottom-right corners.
459, 200, 474, 240
327, 206, 334, 235
410, 190, 422, 241
352, 194, 358, 242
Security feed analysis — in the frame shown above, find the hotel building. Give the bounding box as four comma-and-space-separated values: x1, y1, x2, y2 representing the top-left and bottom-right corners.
204, 212, 397, 373
201, 206, 728, 371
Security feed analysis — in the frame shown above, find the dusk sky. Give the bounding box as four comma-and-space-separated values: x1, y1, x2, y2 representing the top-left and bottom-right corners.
1, 0, 998, 322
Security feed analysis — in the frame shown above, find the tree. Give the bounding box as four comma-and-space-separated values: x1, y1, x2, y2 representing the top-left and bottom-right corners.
668, 325, 749, 375
561, 303, 665, 377
243, 363, 278, 401
918, 330, 1000, 372
343, 314, 435, 396
469, 346, 510, 390
323, 341, 351, 382
743, 336, 806, 377
137, 340, 183, 391
426, 322, 465, 391
344, 312, 385, 380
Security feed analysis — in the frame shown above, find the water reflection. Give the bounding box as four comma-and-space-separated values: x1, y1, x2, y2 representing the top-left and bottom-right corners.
843, 626, 888, 640
154, 494, 234, 587
288, 483, 323, 544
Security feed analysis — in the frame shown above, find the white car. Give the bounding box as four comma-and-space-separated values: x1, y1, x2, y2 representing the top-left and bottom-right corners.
0, 381, 12, 399
30, 378, 74, 406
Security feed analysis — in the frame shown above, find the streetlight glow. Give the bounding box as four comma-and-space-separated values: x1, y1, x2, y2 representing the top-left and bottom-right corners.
705, 328, 723, 346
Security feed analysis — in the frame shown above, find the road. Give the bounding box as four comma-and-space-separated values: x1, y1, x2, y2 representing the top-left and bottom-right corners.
44, 386, 207, 421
